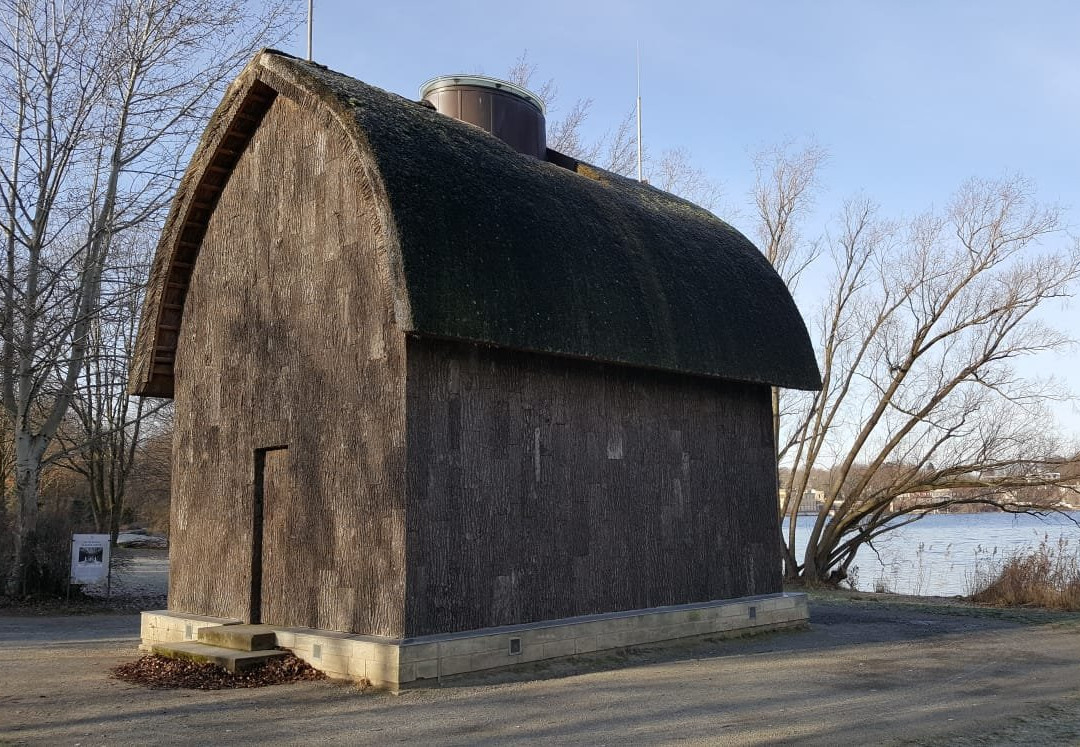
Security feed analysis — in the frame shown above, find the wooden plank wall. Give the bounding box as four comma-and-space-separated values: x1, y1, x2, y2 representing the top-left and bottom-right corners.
172, 91, 407, 637
404, 338, 781, 637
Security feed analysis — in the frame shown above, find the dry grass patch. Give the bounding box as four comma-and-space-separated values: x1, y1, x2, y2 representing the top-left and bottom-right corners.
968, 536, 1080, 611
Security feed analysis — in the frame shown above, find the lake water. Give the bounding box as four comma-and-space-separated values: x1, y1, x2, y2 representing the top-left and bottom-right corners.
784, 511, 1080, 596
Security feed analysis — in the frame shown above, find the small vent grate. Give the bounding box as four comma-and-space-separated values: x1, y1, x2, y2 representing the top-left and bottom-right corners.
748, 606, 757, 620
312, 644, 322, 660
508, 638, 522, 655
184, 623, 193, 640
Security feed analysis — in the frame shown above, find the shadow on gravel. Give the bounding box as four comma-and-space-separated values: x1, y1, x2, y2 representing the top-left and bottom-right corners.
0, 614, 140, 645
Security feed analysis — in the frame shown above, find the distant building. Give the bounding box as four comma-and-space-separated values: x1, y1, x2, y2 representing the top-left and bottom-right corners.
780, 488, 826, 514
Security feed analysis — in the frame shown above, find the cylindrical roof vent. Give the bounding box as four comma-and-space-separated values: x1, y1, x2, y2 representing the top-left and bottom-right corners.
420, 75, 547, 159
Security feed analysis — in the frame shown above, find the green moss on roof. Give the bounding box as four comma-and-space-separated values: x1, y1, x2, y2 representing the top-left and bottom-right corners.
269, 52, 820, 390
135, 50, 821, 395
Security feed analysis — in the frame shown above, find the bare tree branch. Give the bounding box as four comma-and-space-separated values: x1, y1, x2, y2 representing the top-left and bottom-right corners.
0, 0, 299, 596
773, 173, 1080, 585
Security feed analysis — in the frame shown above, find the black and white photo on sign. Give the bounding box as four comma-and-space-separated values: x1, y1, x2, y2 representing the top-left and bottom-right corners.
70, 534, 111, 584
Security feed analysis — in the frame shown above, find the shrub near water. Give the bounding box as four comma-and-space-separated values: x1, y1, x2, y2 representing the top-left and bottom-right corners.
968, 536, 1080, 611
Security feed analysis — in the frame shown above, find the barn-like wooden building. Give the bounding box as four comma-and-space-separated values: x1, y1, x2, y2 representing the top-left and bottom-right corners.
131, 50, 819, 687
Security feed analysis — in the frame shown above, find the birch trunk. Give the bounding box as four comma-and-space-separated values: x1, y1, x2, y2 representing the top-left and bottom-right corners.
7, 432, 44, 595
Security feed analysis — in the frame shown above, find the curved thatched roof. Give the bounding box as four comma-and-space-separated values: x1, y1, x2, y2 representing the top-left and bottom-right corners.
130, 50, 820, 398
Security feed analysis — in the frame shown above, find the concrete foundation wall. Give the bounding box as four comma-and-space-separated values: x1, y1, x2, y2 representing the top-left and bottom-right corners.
142, 592, 808, 690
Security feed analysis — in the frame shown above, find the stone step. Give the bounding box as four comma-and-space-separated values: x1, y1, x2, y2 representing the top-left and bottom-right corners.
197, 624, 278, 651
151, 641, 289, 673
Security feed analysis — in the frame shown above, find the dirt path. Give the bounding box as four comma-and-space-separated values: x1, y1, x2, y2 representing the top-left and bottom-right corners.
1, 594, 1078, 745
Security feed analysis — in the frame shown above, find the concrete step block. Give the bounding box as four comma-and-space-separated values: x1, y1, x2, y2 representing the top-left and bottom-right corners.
198, 624, 278, 651
151, 641, 289, 673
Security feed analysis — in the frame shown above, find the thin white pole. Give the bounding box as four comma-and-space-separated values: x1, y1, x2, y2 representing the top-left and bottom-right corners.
307, 0, 313, 61
636, 42, 643, 183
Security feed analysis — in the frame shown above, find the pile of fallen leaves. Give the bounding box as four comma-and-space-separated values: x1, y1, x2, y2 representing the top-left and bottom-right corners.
110, 653, 327, 690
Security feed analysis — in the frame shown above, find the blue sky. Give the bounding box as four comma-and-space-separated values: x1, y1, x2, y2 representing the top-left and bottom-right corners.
291, 0, 1080, 432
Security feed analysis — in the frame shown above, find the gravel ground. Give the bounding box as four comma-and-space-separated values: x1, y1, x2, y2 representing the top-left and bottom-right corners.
0, 548, 169, 617
80, 547, 169, 608
1, 587, 1079, 745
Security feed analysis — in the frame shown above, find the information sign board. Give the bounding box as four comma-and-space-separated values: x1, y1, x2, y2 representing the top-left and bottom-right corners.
70, 534, 111, 584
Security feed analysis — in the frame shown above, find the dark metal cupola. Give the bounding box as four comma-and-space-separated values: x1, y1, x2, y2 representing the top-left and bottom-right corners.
419, 75, 547, 158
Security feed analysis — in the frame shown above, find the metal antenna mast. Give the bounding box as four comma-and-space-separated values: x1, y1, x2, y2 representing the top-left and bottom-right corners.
636, 42, 643, 183
307, 0, 314, 61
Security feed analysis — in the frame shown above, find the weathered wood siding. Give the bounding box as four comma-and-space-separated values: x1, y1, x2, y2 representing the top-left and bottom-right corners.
404, 338, 780, 636
171, 91, 407, 636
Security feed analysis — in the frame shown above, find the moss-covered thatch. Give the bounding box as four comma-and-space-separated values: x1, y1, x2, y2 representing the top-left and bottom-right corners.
131, 50, 820, 397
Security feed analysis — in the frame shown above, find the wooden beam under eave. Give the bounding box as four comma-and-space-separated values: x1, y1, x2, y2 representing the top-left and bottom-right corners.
142, 79, 280, 399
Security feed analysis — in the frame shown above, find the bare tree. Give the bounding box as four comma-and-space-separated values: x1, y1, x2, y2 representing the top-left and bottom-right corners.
752, 140, 828, 287
53, 229, 169, 544
0, 408, 11, 495
506, 50, 558, 116
777, 176, 1080, 584
548, 97, 600, 163
750, 141, 828, 550
123, 422, 173, 534
505, 50, 602, 163
654, 147, 723, 212
593, 108, 638, 177
505, 53, 722, 205
0, 0, 297, 595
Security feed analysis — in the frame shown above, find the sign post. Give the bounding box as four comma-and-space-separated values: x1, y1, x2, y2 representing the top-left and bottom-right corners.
70, 534, 112, 597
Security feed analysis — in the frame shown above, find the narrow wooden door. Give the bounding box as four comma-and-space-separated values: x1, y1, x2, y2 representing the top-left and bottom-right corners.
250, 446, 291, 625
